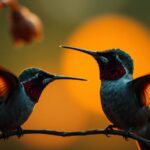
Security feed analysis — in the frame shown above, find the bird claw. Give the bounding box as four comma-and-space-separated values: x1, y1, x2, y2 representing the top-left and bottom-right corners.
105, 124, 116, 137
1, 127, 23, 140
122, 128, 133, 141
1, 130, 11, 140
16, 126, 23, 138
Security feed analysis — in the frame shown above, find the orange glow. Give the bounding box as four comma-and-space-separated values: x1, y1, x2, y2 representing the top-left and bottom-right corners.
0, 77, 9, 98
144, 83, 150, 106
61, 14, 150, 113
21, 81, 88, 148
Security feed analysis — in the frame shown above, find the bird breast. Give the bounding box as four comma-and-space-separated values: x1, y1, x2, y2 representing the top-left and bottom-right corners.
100, 78, 148, 130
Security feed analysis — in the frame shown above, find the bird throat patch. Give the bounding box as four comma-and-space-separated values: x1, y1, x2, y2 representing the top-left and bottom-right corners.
100, 62, 126, 80
23, 80, 43, 103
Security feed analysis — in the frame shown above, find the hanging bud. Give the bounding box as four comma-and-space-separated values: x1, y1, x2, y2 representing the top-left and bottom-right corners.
0, 1, 7, 9
9, 5, 43, 46
0, 0, 43, 45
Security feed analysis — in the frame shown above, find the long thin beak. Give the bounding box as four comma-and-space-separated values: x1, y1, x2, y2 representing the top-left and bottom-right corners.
53, 75, 87, 81
60, 45, 97, 57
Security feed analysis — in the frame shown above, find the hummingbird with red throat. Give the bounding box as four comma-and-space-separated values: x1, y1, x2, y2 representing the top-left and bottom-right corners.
61, 45, 150, 150
0, 66, 86, 138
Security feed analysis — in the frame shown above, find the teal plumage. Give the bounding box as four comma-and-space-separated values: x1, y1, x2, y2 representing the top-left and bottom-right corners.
19, 68, 41, 82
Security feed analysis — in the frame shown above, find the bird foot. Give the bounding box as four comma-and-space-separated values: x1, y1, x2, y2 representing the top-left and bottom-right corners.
16, 126, 23, 138
122, 127, 134, 141
105, 124, 116, 137
1, 130, 11, 140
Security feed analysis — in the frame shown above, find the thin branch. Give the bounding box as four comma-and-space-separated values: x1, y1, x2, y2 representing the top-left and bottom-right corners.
0, 128, 150, 144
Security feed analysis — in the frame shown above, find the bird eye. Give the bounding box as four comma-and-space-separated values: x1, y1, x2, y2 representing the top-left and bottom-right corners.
115, 54, 120, 59
36, 72, 43, 78
100, 56, 109, 63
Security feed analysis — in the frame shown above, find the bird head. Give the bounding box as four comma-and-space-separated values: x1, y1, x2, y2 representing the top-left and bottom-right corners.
19, 68, 86, 103
61, 45, 133, 81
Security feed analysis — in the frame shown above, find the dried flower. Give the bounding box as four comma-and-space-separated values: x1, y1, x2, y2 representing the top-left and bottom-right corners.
9, 6, 43, 45
0, 0, 43, 45
0, 1, 7, 9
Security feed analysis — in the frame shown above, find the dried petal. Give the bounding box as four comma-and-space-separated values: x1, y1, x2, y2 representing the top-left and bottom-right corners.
9, 6, 43, 45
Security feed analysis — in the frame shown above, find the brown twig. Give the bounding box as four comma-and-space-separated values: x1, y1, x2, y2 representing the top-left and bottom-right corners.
0, 128, 150, 144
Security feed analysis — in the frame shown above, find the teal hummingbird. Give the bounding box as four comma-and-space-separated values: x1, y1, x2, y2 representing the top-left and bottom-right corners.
61, 45, 150, 150
0, 66, 86, 137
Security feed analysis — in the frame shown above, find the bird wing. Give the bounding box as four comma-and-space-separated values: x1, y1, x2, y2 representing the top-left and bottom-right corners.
130, 74, 150, 107
0, 66, 20, 103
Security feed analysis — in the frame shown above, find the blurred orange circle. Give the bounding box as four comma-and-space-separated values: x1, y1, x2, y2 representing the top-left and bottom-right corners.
61, 14, 150, 113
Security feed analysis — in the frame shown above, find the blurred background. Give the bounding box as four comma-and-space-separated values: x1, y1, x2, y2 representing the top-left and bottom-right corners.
0, 0, 150, 149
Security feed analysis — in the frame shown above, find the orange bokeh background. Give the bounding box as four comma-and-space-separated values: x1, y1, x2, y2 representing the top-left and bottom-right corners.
0, 0, 150, 149
1, 14, 149, 150
13, 14, 150, 150
61, 14, 150, 114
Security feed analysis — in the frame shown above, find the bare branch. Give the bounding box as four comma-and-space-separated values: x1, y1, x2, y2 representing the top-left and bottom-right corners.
0, 128, 150, 144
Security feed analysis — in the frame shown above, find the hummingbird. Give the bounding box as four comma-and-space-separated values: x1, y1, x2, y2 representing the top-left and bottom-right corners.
61, 45, 150, 150
0, 66, 86, 138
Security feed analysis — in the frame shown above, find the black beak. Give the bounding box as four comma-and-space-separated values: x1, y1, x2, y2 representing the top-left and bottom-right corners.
60, 45, 98, 58
42, 73, 86, 85
53, 75, 87, 81
60, 45, 109, 65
